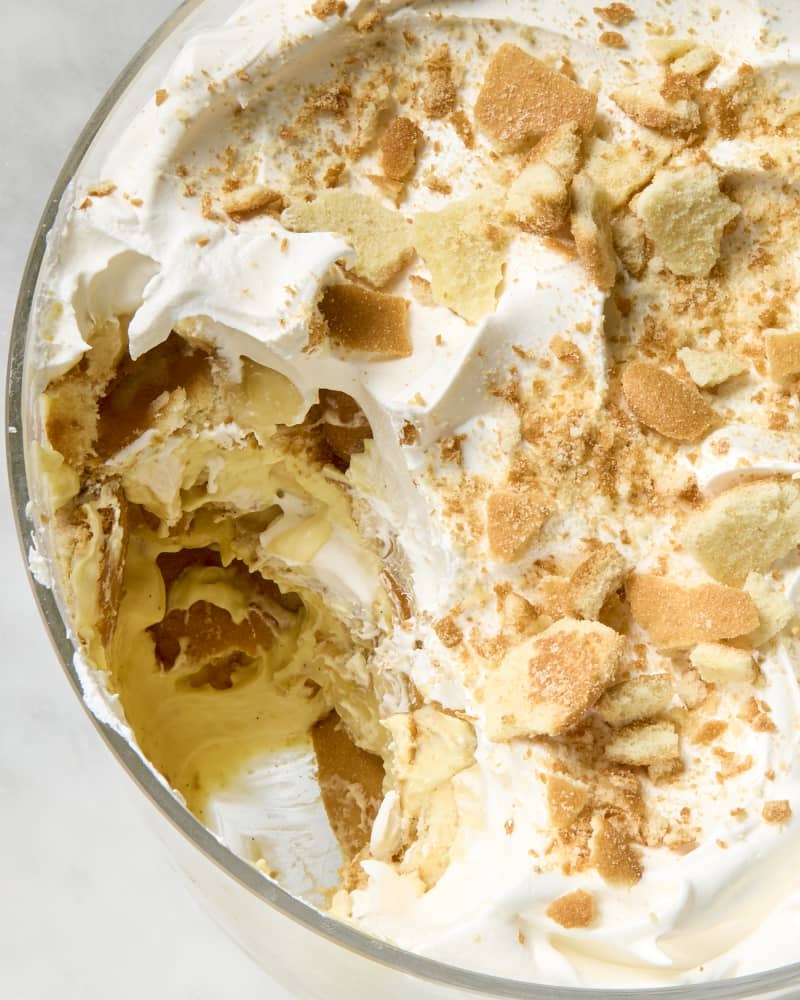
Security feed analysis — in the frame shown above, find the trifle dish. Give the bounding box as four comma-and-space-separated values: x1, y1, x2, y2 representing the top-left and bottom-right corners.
24, 0, 800, 989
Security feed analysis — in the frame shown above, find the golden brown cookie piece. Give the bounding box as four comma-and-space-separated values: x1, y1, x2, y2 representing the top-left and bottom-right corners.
546, 889, 595, 928
414, 194, 509, 323
684, 479, 800, 586
475, 44, 596, 152
506, 123, 583, 235
596, 674, 673, 727
312, 711, 385, 860
621, 362, 717, 441
634, 163, 740, 278
605, 720, 680, 765
547, 774, 590, 829
381, 117, 422, 182
486, 488, 551, 562
611, 83, 700, 136
318, 283, 411, 357
483, 618, 623, 740
591, 813, 643, 887
571, 173, 617, 291
568, 544, 628, 620
764, 329, 800, 379
222, 185, 285, 220
282, 191, 414, 287
628, 574, 759, 648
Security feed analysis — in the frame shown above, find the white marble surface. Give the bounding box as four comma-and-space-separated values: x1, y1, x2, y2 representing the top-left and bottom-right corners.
0, 3, 293, 997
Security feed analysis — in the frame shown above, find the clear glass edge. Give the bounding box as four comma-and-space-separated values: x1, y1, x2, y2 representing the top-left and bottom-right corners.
4, 2, 799, 997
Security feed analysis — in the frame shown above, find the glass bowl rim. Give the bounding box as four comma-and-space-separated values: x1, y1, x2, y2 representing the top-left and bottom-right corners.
6, 2, 800, 997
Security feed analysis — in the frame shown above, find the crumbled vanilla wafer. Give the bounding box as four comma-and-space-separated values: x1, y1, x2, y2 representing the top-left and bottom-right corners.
646, 38, 696, 63
605, 720, 680, 766
507, 161, 570, 234
414, 194, 509, 322
596, 674, 673, 727
671, 46, 720, 77
506, 123, 583, 233
594, 3, 635, 25
634, 163, 740, 277
684, 479, 800, 586
743, 573, 795, 647
584, 136, 671, 211
611, 211, 648, 277
568, 544, 627, 620
591, 814, 642, 887
318, 283, 411, 357
381, 117, 422, 182
763, 801, 792, 825
621, 362, 717, 441
764, 329, 800, 379
486, 488, 550, 561
222, 184, 285, 220
282, 190, 414, 287
546, 889, 595, 928
483, 618, 623, 740
678, 348, 747, 387
611, 83, 700, 136
475, 43, 596, 152
547, 774, 590, 829
689, 643, 755, 684
571, 173, 617, 291
628, 574, 759, 647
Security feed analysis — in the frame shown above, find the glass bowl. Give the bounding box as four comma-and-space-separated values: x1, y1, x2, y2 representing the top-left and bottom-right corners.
7, 3, 800, 997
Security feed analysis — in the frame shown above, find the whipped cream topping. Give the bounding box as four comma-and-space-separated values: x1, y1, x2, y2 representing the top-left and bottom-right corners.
28, 0, 800, 988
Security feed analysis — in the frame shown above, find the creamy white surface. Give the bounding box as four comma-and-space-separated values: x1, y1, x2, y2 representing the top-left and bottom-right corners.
29, 0, 800, 989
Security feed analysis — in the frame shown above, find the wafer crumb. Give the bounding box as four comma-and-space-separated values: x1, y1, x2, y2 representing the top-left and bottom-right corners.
685, 479, 800, 586
764, 329, 800, 379
621, 362, 717, 441
594, 3, 635, 25
568, 544, 627, 620
678, 348, 747, 387
689, 643, 755, 684
596, 674, 673, 727
585, 135, 671, 211
763, 801, 792, 825
612, 83, 700, 136
484, 618, 623, 740
591, 814, 643, 887
547, 774, 590, 829
486, 488, 550, 562
222, 185, 286, 220
605, 720, 680, 765
283, 191, 414, 287
646, 38, 696, 63
611, 212, 648, 277
671, 45, 719, 77
571, 173, 617, 291
318, 283, 411, 357
546, 889, 595, 928
743, 573, 795, 647
628, 574, 759, 648
381, 117, 422, 182
635, 163, 739, 277
414, 194, 509, 323
475, 43, 596, 152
